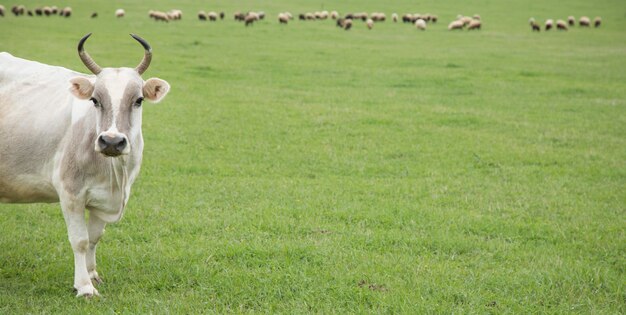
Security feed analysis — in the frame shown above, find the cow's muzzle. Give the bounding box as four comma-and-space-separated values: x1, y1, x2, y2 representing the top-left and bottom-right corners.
97, 133, 128, 157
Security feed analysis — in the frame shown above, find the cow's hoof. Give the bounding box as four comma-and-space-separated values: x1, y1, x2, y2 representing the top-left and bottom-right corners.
91, 275, 103, 285
90, 271, 103, 285
75, 285, 99, 298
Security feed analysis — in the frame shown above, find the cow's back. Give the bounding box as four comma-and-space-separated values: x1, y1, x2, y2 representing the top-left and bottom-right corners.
0, 52, 86, 203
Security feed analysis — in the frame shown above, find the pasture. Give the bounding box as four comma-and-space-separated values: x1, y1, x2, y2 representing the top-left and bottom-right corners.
1, 0, 625, 313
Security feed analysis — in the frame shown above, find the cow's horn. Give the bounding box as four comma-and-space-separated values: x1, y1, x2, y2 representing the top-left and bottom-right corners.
131, 34, 152, 75
77, 33, 102, 75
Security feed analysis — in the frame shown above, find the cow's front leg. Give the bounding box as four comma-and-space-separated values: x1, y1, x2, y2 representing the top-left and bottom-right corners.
87, 214, 106, 285
61, 198, 99, 297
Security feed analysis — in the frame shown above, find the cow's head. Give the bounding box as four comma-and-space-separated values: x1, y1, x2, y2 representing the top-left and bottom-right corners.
69, 33, 170, 157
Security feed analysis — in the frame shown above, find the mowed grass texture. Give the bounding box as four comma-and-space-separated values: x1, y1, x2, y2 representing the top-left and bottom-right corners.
1, 0, 625, 313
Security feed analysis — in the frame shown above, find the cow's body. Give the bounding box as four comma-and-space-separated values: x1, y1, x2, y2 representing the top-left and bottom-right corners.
0, 34, 169, 297
0, 53, 141, 221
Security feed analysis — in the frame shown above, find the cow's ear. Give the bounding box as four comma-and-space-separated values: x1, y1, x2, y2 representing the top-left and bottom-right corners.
143, 78, 170, 103
69, 77, 94, 100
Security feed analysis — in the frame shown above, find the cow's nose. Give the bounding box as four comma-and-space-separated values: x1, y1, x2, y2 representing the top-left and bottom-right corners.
98, 134, 127, 155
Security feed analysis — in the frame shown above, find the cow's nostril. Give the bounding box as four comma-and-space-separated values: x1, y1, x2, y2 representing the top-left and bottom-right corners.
116, 138, 127, 151
97, 135, 108, 150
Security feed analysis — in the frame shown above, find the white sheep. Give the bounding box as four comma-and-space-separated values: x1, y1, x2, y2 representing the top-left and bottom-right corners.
115, 9, 125, 18
339, 18, 353, 30
391, 13, 398, 22
151, 11, 170, 22
278, 12, 289, 24
556, 19, 568, 30
207, 11, 218, 21
366, 18, 374, 29
545, 19, 554, 31
594, 16, 601, 28
371, 12, 386, 22
330, 11, 339, 19
567, 16, 575, 26
169, 9, 182, 20
579, 16, 590, 27
415, 18, 426, 30
60, 7, 72, 17
198, 11, 207, 21
448, 20, 464, 30
244, 12, 259, 26
467, 19, 481, 30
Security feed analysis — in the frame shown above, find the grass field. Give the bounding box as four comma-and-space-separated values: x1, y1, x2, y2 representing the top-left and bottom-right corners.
1, 0, 625, 313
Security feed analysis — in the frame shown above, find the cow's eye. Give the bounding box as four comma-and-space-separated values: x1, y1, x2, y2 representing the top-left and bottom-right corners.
134, 97, 144, 107
90, 97, 100, 108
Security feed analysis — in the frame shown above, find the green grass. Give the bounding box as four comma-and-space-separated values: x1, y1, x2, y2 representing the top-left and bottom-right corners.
1, 0, 625, 313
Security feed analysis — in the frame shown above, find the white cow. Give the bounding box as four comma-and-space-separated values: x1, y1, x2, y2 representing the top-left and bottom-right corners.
0, 34, 170, 297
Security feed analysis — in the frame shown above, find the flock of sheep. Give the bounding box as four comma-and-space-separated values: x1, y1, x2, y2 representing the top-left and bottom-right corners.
529, 16, 602, 31
200, 10, 448, 31
0, 5, 604, 34
0, 4, 72, 17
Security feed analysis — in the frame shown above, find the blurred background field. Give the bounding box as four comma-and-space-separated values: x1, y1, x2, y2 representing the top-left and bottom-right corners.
0, 0, 624, 313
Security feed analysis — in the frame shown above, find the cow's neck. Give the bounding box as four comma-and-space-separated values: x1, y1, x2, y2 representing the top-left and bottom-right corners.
97, 132, 143, 222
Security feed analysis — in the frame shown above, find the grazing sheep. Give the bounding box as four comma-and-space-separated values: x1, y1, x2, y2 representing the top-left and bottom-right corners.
545, 19, 554, 31
244, 13, 258, 26
151, 11, 170, 22
431, 15, 438, 23
473, 14, 481, 20
402, 14, 413, 23
207, 11, 218, 21
556, 19, 568, 30
567, 16, 575, 26
460, 16, 473, 26
448, 20, 464, 30
316, 11, 329, 20
198, 11, 207, 20
51, 6, 58, 14
60, 7, 72, 18
0, 5, 5, 17
366, 18, 374, 30
579, 16, 590, 27
115, 9, 125, 18
234, 12, 245, 21
594, 16, 601, 28
34, 7, 42, 16
43, 6, 52, 16
330, 11, 339, 19
278, 12, 289, 24
415, 18, 426, 30
220, 12, 224, 20
531, 21, 541, 32
27, 10, 33, 17
353, 12, 368, 21
337, 18, 352, 30
305, 12, 315, 20
467, 19, 481, 30
371, 12, 386, 22
169, 9, 182, 20
12, 5, 26, 16
343, 18, 353, 30
391, 13, 398, 22
91, 12, 98, 18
